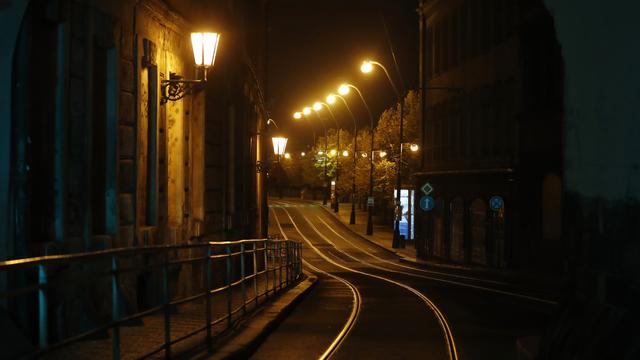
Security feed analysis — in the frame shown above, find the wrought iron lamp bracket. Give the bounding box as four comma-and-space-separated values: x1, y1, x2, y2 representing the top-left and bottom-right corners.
161, 72, 206, 104
256, 160, 271, 174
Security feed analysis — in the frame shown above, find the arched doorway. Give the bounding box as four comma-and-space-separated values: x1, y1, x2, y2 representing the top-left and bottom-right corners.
449, 198, 465, 262
542, 173, 562, 241
470, 198, 487, 265
433, 197, 445, 258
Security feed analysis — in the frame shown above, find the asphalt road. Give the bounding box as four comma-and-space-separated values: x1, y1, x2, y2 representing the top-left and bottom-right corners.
250, 200, 555, 359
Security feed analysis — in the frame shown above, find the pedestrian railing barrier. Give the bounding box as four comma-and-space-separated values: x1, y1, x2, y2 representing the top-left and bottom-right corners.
0, 237, 303, 359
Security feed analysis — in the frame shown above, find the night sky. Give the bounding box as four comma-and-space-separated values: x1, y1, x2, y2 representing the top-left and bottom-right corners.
267, 0, 419, 152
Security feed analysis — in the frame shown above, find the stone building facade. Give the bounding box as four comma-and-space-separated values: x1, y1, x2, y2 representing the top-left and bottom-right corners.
0, 0, 268, 347
415, 0, 564, 270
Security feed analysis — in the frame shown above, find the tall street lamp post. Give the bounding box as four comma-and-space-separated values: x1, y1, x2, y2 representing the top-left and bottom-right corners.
314, 102, 341, 212
339, 83, 375, 235
300, 106, 328, 205
361, 59, 405, 247
327, 94, 358, 224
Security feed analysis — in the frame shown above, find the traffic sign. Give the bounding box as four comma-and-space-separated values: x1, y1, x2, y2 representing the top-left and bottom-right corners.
367, 196, 374, 207
419, 195, 435, 211
489, 195, 504, 211
420, 182, 434, 196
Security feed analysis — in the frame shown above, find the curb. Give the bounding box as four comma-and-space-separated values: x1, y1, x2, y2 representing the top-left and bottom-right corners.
207, 272, 318, 360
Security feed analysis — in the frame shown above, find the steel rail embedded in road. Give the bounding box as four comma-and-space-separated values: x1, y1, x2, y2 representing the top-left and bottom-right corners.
277, 206, 459, 360
274, 200, 557, 306
312, 214, 558, 306
271, 208, 362, 360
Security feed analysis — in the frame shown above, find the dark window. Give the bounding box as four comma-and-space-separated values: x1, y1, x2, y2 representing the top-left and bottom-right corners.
442, 18, 449, 72
18, 5, 58, 243
91, 41, 107, 235
469, 0, 479, 57
434, 23, 441, 75
146, 66, 158, 226
460, 1, 469, 62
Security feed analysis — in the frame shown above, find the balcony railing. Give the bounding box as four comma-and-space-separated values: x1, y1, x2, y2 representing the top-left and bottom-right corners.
0, 237, 303, 359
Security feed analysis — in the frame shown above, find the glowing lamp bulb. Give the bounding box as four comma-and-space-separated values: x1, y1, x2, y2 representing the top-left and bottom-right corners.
360, 61, 373, 73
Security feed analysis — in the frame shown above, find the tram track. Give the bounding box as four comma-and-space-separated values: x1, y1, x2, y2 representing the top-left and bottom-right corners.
274, 206, 459, 360
277, 200, 557, 306
272, 208, 361, 360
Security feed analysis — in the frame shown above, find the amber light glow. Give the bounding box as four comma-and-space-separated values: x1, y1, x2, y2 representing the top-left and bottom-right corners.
313, 102, 323, 111
303, 107, 312, 115
191, 32, 220, 67
338, 84, 350, 95
360, 60, 374, 73
410, 143, 419, 152
293, 112, 302, 119
272, 137, 288, 156
326, 94, 337, 104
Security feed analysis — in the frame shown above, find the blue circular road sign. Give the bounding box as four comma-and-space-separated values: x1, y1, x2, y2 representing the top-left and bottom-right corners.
419, 195, 435, 211
489, 195, 504, 211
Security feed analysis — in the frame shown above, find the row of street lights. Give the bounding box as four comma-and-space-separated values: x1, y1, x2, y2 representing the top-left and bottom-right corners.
292, 59, 415, 238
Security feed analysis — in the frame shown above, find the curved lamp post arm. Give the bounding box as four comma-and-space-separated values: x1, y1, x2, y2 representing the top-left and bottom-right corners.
319, 102, 340, 129
346, 84, 373, 128
371, 61, 402, 99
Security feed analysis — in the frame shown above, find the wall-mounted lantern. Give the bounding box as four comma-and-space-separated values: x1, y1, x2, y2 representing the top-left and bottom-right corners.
272, 137, 288, 162
161, 32, 221, 104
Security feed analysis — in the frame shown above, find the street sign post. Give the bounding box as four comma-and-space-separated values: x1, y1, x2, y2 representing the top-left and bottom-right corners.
367, 196, 374, 207
420, 182, 434, 196
419, 195, 435, 211
489, 195, 504, 211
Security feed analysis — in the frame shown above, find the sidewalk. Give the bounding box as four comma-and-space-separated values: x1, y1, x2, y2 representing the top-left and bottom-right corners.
44, 271, 317, 360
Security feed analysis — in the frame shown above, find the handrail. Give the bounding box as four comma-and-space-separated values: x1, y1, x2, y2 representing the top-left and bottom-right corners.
0, 238, 285, 269
0, 237, 303, 359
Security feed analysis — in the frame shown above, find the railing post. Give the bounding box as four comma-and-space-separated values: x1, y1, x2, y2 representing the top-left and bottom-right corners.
271, 241, 276, 292
111, 256, 121, 360
299, 243, 303, 277
163, 252, 171, 359
263, 240, 269, 297
252, 242, 258, 307
205, 245, 213, 352
278, 242, 283, 290
240, 242, 246, 314
38, 264, 48, 350
226, 244, 232, 327
285, 241, 290, 286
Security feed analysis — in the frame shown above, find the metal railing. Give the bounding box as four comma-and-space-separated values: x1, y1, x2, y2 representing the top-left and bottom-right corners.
0, 237, 302, 359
